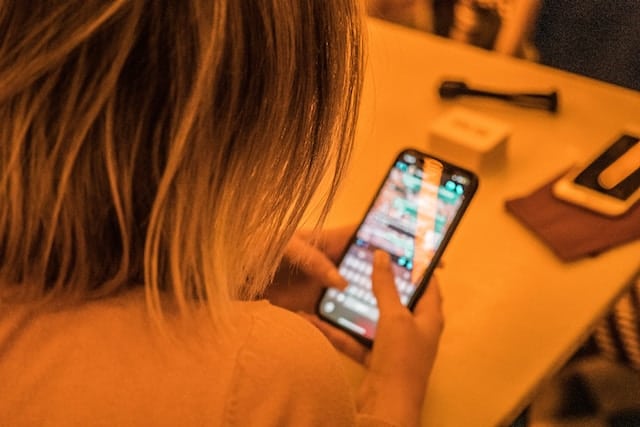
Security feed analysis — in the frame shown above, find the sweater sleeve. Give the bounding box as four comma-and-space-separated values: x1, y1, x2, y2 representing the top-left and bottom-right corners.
223, 302, 398, 427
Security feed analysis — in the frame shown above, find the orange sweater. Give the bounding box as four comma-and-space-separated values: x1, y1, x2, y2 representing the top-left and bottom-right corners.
0, 290, 394, 426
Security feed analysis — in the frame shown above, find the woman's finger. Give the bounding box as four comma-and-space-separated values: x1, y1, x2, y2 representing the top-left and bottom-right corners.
283, 235, 347, 290
370, 250, 404, 314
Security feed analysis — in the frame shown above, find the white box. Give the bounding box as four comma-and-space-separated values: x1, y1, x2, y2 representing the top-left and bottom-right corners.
428, 107, 511, 172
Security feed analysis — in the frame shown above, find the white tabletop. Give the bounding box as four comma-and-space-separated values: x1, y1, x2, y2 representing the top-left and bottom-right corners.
318, 19, 640, 427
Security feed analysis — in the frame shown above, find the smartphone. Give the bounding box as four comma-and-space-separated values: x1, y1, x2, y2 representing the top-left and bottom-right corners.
552, 129, 640, 217
316, 148, 478, 345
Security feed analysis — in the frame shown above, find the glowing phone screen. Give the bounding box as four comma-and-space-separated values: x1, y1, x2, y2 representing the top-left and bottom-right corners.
318, 151, 475, 341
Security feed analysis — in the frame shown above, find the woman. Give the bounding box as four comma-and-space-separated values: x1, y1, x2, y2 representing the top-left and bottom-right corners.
0, 1, 443, 425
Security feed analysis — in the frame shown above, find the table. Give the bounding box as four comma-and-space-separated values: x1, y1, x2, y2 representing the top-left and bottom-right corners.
318, 18, 640, 427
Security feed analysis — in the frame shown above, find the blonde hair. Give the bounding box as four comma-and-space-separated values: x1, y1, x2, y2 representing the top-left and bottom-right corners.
0, 1, 363, 325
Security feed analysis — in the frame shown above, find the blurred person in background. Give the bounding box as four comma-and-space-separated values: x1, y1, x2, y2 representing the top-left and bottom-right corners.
367, 0, 435, 31
449, 0, 541, 58
448, 0, 640, 91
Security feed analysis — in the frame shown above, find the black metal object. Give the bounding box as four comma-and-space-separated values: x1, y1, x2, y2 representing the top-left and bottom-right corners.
438, 80, 559, 113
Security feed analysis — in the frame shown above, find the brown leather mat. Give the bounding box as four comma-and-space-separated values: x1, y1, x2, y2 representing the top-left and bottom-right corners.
505, 174, 640, 262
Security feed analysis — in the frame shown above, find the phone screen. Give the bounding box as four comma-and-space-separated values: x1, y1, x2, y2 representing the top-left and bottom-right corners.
317, 150, 477, 343
573, 134, 640, 201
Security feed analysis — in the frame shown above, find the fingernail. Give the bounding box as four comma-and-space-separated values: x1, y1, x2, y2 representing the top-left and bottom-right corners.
326, 268, 348, 290
373, 250, 390, 266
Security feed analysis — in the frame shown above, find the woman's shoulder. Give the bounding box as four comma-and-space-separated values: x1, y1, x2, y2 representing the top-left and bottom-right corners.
0, 292, 359, 425
236, 300, 350, 390
243, 300, 335, 350
225, 300, 360, 426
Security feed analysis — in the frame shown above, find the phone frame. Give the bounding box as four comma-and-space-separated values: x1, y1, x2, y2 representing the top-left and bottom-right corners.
316, 148, 479, 346
552, 128, 640, 217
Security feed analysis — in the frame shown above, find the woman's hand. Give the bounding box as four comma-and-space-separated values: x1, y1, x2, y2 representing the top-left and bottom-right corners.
302, 251, 444, 427
268, 227, 444, 425
264, 226, 352, 313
